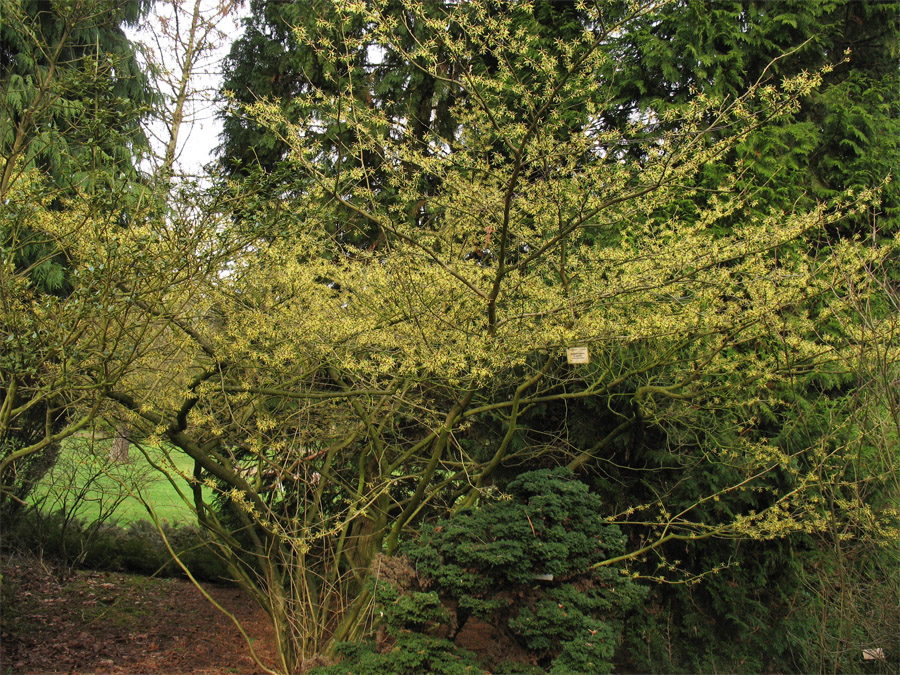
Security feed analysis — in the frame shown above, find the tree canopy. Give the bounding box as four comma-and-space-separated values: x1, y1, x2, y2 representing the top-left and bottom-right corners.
0, 0, 155, 194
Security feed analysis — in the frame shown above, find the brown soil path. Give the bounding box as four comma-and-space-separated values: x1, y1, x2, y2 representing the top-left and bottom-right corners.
1, 555, 279, 674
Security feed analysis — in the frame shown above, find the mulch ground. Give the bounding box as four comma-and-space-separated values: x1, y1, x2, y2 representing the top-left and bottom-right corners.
0, 554, 279, 674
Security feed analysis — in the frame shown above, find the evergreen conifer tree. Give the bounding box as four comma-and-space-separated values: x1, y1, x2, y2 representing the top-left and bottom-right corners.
601, 0, 900, 234
1, 0, 156, 195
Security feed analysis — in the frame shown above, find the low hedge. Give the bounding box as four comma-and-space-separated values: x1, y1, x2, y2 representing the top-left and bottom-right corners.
2, 508, 230, 581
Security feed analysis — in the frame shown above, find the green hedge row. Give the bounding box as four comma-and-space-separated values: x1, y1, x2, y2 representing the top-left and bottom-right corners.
2, 508, 230, 581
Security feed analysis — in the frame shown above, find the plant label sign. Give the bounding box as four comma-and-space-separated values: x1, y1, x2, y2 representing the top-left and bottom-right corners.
566, 347, 589, 364
862, 648, 885, 661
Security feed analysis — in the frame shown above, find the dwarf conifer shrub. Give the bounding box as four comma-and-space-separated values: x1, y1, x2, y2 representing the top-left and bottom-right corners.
400, 468, 647, 673
312, 634, 483, 675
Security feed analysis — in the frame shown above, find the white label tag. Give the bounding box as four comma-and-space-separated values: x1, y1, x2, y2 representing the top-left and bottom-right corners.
863, 648, 885, 661
566, 347, 589, 364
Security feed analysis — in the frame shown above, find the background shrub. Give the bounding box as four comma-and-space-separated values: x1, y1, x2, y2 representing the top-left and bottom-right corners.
2, 508, 229, 581
317, 468, 646, 674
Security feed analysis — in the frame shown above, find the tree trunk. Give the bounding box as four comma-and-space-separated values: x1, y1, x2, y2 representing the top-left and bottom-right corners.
110, 426, 130, 463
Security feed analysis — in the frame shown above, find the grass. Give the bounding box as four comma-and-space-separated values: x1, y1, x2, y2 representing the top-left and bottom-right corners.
30, 434, 215, 525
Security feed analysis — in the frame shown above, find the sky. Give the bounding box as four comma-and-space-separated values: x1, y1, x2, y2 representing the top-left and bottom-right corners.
129, 1, 249, 176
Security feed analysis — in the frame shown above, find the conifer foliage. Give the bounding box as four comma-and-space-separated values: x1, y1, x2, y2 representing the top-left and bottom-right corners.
0, 0, 155, 193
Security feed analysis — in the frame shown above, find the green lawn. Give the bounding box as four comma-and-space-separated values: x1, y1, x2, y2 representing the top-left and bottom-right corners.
30, 435, 215, 525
